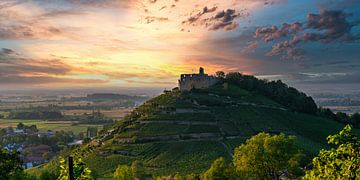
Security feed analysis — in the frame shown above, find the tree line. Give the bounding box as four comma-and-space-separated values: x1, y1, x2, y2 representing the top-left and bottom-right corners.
221, 72, 360, 127
8, 110, 63, 120
223, 72, 318, 114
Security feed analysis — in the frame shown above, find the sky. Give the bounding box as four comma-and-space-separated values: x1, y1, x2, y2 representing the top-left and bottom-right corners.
0, 0, 360, 92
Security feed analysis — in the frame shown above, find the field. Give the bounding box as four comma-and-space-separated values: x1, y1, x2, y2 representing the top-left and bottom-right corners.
0, 119, 102, 135
62, 108, 133, 119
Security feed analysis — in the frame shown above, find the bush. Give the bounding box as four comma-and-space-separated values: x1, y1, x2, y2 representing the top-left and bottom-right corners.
203, 157, 230, 180
113, 165, 134, 180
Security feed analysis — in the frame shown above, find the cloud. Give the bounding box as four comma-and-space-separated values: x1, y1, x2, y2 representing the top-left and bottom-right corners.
0, 56, 72, 77
0, 48, 14, 55
318, 0, 360, 10
255, 22, 302, 42
62, 0, 136, 8
0, 25, 63, 40
208, 9, 240, 31
144, 16, 169, 24
0, 76, 108, 85
182, 6, 218, 24
182, 7, 244, 31
1, 51, 61, 79
304, 10, 359, 43
291, 72, 360, 84
254, 9, 360, 59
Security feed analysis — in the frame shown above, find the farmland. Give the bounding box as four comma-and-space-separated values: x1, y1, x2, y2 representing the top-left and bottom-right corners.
0, 119, 102, 135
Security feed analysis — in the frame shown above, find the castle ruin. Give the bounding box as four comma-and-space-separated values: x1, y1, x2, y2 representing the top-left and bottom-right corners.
178, 67, 220, 91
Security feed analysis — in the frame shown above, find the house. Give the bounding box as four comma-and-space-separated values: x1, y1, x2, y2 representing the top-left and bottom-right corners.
14, 128, 24, 134
23, 145, 52, 167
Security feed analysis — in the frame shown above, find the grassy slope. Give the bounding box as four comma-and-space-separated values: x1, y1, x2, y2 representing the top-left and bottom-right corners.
29, 83, 360, 178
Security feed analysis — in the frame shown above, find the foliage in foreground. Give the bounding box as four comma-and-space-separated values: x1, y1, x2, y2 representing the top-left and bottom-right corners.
0, 148, 23, 179
233, 133, 304, 179
157, 133, 304, 180
304, 125, 359, 179
58, 157, 93, 180
113, 165, 134, 180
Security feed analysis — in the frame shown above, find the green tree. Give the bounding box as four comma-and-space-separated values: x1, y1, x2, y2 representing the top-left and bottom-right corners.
233, 133, 304, 179
131, 160, 146, 179
203, 157, 230, 180
17, 122, 25, 129
0, 148, 23, 179
58, 157, 93, 180
215, 71, 225, 78
304, 125, 359, 179
113, 165, 134, 180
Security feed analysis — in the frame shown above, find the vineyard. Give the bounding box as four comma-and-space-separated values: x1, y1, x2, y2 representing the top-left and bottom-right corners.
28, 82, 360, 179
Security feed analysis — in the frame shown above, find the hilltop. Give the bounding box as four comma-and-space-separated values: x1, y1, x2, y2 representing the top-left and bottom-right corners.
30, 72, 360, 179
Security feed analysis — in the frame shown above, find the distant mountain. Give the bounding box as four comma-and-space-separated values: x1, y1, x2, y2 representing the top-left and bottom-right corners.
31, 75, 360, 178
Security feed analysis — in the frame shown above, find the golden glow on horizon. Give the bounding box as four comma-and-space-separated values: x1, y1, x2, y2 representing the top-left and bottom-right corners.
0, 0, 270, 88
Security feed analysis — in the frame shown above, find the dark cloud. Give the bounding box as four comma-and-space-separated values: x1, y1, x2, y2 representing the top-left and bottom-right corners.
255, 22, 302, 42
318, 0, 360, 10
182, 7, 244, 31
182, 6, 218, 24
255, 9, 360, 59
304, 10, 359, 43
208, 9, 240, 31
0, 48, 14, 55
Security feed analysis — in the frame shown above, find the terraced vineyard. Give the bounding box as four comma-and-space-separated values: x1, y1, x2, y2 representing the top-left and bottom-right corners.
29, 83, 360, 179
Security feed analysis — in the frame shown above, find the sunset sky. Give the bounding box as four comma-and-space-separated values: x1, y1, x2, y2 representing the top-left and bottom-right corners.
1, 0, 360, 92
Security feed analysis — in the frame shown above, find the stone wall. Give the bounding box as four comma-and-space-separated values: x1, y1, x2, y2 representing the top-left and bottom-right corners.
178, 74, 220, 91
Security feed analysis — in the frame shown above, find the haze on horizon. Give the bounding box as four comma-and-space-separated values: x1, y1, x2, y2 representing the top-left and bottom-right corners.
0, 0, 360, 92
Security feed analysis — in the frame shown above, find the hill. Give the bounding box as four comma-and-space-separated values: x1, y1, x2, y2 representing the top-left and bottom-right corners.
29, 81, 360, 179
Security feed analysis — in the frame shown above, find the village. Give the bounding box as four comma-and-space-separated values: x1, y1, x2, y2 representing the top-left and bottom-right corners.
1, 123, 98, 169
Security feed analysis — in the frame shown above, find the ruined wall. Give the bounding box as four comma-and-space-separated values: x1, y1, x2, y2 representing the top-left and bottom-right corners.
179, 74, 220, 91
